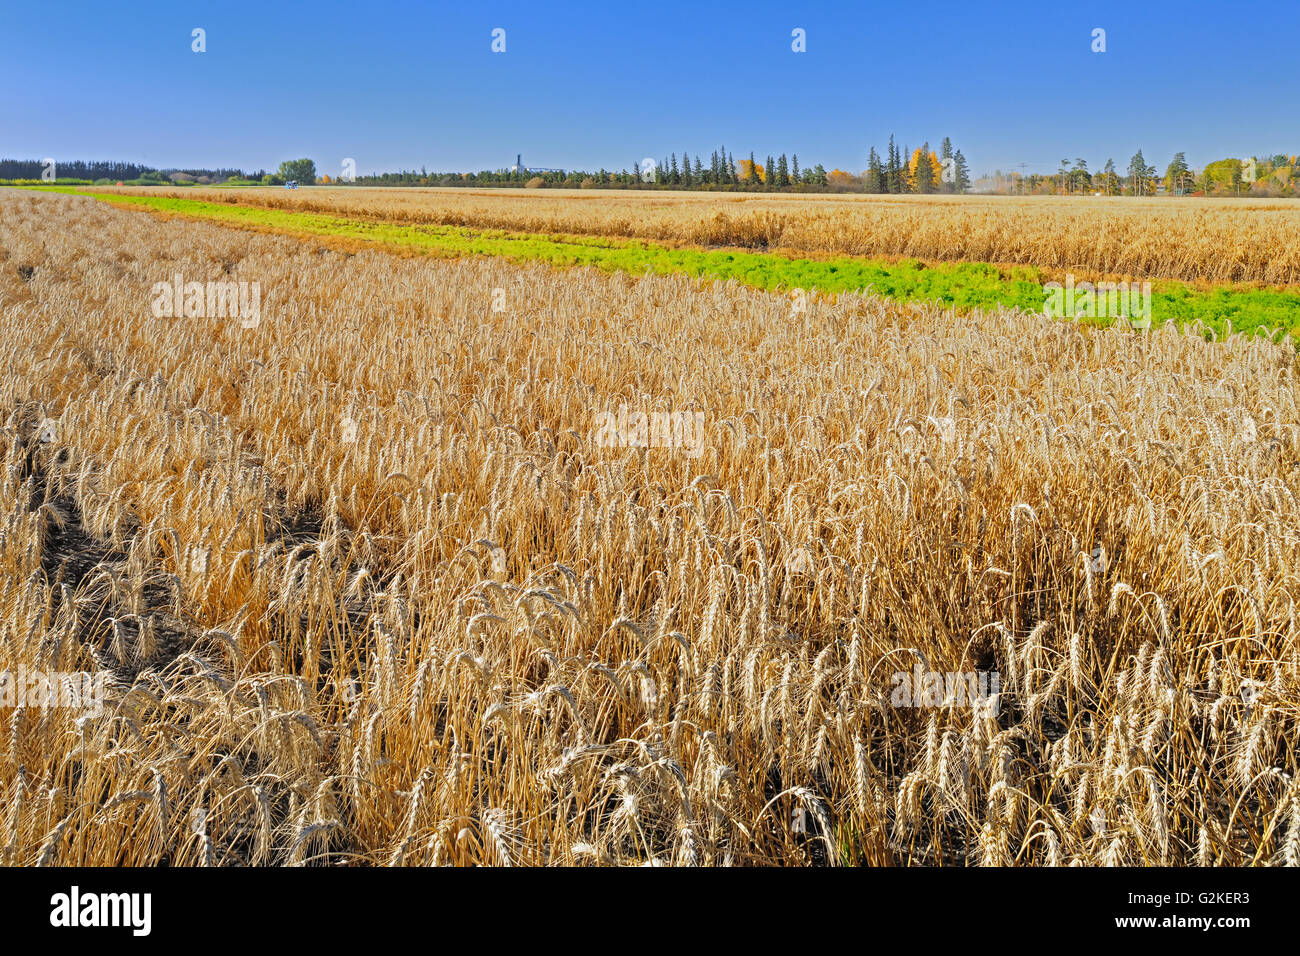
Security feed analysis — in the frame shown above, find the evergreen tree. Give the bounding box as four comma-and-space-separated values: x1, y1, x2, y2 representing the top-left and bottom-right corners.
746, 151, 760, 184
1165, 152, 1191, 195
693, 155, 704, 183
866, 146, 884, 193
764, 154, 776, 187
777, 153, 789, 187
940, 137, 954, 192
1127, 149, 1149, 195
791, 154, 800, 181
953, 150, 970, 193
886, 135, 900, 193
1068, 158, 1090, 194
1102, 158, 1117, 196
915, 142, 935, 194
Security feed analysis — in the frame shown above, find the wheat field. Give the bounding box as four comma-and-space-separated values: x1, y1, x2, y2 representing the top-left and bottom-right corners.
2, 188, 1298, 866
92, 184, 1300, 286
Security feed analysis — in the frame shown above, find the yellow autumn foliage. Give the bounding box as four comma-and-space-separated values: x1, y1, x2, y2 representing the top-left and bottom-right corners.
738, 159, 766, 182
907, 148, 942, 191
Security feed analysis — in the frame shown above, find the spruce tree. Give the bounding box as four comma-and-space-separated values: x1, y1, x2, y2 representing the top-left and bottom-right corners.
866, 147, 883, 193
953, 150, 970, 193
915, 142, 934, 194
886, 135, 900, 193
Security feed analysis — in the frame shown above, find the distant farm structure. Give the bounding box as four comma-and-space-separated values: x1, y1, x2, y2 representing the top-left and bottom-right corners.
511, 153, 564, 175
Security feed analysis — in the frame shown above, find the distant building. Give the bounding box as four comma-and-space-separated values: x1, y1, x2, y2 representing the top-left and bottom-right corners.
509, 153, 564, 175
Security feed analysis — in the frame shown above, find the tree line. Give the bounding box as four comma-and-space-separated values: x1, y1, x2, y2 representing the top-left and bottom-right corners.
980, 150, 1299, 198
0, 158, 258, 185
0, 157, 336, 188
343, 136, 972, 193
7, 148, 1295, 197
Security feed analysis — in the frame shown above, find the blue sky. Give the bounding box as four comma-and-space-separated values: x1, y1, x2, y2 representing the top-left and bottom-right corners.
1, 0, 1293, 178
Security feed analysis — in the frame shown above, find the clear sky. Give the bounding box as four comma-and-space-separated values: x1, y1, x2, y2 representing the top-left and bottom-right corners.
1, 0, 1293, 178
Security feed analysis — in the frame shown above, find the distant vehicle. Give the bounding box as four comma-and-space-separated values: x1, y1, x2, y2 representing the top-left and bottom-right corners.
285, 181, 299, 189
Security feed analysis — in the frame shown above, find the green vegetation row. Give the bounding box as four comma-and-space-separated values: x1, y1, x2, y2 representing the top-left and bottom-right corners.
17, 185, 1300, 339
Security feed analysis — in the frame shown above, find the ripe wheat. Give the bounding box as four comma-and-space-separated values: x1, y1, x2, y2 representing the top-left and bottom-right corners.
1, 189, 1297, 866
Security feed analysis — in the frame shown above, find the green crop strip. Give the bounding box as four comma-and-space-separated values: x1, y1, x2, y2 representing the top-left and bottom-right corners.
13, 185, 1300, 339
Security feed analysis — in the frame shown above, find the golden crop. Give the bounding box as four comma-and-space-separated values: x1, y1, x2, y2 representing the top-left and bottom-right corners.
97, 184, 1300, 286
2, 189, 1298, 866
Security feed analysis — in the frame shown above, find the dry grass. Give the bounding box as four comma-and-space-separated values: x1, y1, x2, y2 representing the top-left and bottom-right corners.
2, 189, 1299, 866
93, 184, 1300, 286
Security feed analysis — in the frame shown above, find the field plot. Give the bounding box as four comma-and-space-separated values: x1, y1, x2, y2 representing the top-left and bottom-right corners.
58, 185, 1300, 336
2, 188, 1300, 867
89, 184, 1300, 286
